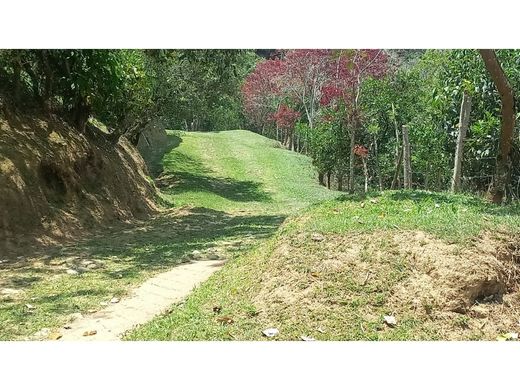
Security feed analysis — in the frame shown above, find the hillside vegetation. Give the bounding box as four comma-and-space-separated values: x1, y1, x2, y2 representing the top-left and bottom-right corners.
127, 137, 520, 341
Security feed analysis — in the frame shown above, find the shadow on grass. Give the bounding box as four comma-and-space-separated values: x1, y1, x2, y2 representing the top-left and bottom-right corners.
54, 207, 286, 280
157, 144, 272, 203
157, 172, 273, 203
388, 190, 520, 216
333, 190, 520, 215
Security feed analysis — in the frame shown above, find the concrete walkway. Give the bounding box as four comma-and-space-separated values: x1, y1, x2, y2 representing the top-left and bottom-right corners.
59, 259, 223, 341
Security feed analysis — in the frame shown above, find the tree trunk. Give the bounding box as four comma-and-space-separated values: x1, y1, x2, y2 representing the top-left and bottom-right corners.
41, 50, 54, 113
337, 173, 343, 191
391, 147, 403, 190
373, 136, 383, 191
362, 157, 369, 193
318, 172, 325, 186
348, 126, 356, 192
12, 53, 21, 104
391, 102, 401, 188
327, 172, 332, 189
451, 90, 472, 192
479, 49, 515, 203
402, 125, 412, 189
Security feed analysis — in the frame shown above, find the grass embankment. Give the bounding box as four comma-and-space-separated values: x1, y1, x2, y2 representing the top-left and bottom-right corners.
128, 190, 520, 341
0, 130, 337, 340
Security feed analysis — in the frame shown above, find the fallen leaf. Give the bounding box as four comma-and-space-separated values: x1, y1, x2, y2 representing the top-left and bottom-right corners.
370, 199, 378, 204
360, 202, 365, 208
301, 335, 316, 341
83, 330, 97, 337
316, 327, 326, 334
310, 272, 320, 278
262, 328, 279, 338
110, 297, 120, 304
384, 315, 397, 327
216, 316, 234, 325
25, 304, 35, 310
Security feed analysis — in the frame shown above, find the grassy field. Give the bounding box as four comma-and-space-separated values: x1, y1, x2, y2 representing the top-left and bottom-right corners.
0, 129, 338, 340
127, 190, 520, 341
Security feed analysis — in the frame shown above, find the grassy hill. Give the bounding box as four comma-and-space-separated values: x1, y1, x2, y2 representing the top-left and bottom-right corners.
155, 130, 339, 213
127, 134, 520, 340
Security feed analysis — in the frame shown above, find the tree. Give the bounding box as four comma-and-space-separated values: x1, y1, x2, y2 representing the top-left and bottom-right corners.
479, 49, 515, 203
451, 90, 472, 192
271, 104, 301, 150
321, 49, 389, 192
242, 57, 286, 137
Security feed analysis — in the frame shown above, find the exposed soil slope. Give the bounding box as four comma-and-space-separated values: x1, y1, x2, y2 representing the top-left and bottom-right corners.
0, 107, 159, 254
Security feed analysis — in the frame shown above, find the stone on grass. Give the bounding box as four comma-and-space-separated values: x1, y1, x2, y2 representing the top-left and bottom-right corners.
262, 328, 279, 338
311, 233, 325, 242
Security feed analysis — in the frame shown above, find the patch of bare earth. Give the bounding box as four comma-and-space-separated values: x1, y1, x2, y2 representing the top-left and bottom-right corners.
252, 230, 520, 340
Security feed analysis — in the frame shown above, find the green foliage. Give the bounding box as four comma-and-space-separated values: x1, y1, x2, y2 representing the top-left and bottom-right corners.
0, 49, 258, 135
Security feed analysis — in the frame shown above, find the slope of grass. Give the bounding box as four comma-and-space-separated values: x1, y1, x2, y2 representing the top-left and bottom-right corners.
0, 129, 338, 340
157, 130, 339, 213
127, 190, 520, 341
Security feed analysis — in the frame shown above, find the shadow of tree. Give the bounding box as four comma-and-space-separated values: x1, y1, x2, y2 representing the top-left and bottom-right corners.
52, 207, 286, 280
156, 137, 273, 203
157, 172, 273, 202
388, 190, 520, 216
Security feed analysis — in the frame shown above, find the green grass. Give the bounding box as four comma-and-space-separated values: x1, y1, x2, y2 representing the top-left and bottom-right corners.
126, 189, 520, 341
156, 130, 339, 213
0, 129, 337, 340
285, 190, 520, 243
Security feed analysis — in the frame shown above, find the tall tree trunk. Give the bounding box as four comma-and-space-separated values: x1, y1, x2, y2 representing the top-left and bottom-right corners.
451, 90, 472, 192
348, 126, 356, 192
391, 102, 401, 188
402, 125, 412, 189
337, 173, 343, 191
361, 157, 369, 193
479, 49, 515, 203
12, 53, 21, 104
318, 172, 325, 186
391, 147, 403, 190
373, 135, 383, 191
327, 172, 332, 189
41, 50, 54, 113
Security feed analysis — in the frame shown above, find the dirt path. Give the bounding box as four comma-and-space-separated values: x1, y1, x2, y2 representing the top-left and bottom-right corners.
58, 259, 223, 341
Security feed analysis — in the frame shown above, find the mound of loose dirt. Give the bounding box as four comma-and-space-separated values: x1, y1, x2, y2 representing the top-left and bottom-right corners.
0, 107, 160, 255
252, 230, 520, 340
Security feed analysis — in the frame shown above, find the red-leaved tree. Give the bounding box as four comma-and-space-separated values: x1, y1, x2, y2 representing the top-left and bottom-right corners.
270, 104, 301, 149
321, 49, 389, 191
242, 58, 286, 134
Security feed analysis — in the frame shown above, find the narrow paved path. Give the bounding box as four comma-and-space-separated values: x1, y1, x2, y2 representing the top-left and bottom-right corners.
59, 259, 223, 341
